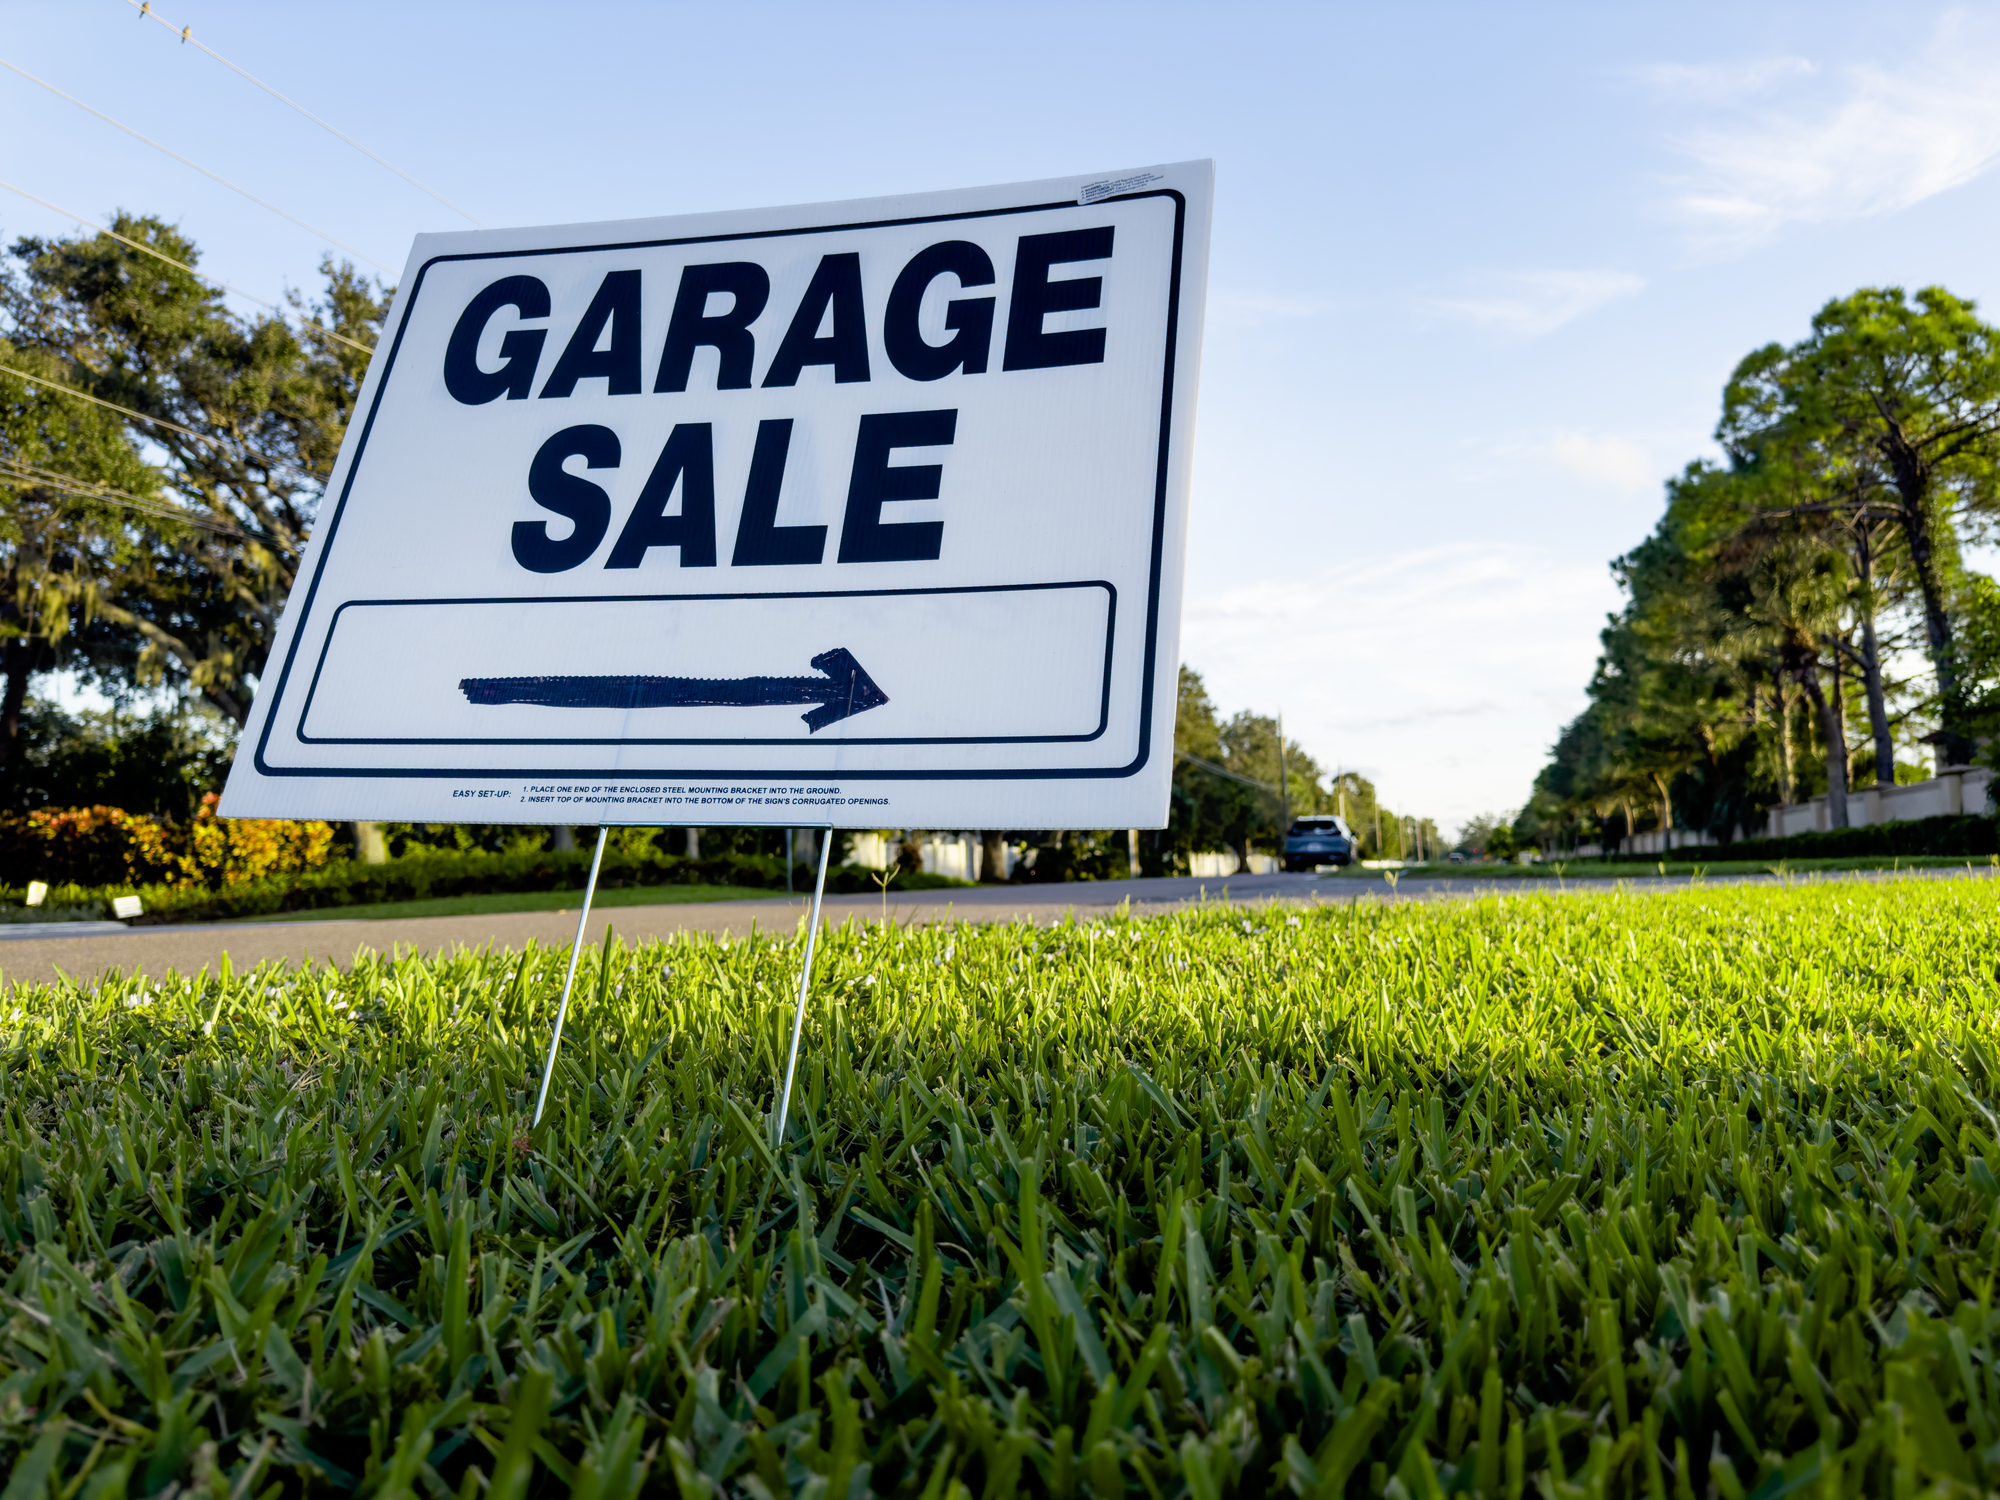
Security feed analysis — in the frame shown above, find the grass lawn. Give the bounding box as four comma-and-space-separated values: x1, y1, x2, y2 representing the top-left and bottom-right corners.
1324, 852, 1999, 880
4, 879, 1996, 1492
231, 881, 787, 924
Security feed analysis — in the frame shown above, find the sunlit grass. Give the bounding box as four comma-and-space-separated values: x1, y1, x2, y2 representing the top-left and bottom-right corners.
1, 880, 1995, 1493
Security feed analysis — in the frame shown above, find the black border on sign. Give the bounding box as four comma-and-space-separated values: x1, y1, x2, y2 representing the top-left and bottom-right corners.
296, 579, 1116, 745
253, 187, 1186, 783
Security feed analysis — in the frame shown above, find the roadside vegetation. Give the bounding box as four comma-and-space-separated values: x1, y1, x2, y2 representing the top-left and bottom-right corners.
1515, 287, 2000, 858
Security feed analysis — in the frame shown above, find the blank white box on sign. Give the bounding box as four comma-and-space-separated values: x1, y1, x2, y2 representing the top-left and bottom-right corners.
111, 895, 143, 920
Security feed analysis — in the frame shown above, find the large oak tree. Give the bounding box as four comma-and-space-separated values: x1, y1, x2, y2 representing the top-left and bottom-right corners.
1, 216, 387, 723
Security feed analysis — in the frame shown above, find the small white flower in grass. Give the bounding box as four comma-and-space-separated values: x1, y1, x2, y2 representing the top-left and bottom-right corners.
9, 1008, 22, 1022
944, 945, 955, 961
1287, 916, 1301, 928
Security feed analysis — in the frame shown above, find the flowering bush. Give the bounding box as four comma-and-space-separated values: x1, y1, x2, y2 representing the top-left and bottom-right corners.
0, 796, 337, 888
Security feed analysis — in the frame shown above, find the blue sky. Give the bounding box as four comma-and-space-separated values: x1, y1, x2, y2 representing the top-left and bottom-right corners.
7, 1, 2000, 828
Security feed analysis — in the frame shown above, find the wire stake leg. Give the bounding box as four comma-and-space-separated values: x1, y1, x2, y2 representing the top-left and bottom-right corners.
775, 827, 833, 1147
532, 825, 609, 1128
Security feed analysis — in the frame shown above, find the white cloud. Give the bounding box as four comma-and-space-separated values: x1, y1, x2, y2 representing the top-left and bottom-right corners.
1179, 544, 1619, 827
1643, 56, 1816, 104
1655, 16, 2000, 254
1544, 432, 1655, 493
1425, 270, 1647, 338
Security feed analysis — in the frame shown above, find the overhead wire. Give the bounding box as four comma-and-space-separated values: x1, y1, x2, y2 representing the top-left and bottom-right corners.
0, 360, 223, 449
1178, 750, 1281, 794
124, 0, 487, 229
0, 55, 395, 274
0, 456, 264, 541
0, 179, 375, 358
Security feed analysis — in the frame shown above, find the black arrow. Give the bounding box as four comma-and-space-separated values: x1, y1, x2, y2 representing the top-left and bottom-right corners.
458, 646, 889, 733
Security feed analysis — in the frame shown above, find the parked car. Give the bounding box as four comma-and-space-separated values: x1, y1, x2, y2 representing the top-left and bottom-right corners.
1282, 816, 1357, 871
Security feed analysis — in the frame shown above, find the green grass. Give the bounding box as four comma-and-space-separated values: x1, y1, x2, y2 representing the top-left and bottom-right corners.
3, 880, 1999, 1494
1328, 853, 2000, 880
231, 881, 785, 925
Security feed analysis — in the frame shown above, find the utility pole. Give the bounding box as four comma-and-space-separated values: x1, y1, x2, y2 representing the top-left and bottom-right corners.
1275, 712, 1293, 874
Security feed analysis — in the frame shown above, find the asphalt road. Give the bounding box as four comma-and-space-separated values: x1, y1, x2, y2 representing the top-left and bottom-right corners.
0, 865, 1987, 989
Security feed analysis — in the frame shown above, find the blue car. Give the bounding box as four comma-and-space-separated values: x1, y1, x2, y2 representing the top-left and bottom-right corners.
1283, 816, 1357, 871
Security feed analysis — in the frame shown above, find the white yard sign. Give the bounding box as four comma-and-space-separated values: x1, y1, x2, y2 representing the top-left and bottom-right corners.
221, 162, 1211, 829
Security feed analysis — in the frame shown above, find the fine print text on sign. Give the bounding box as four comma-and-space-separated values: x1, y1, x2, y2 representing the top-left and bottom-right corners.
220, 162, 1213, 829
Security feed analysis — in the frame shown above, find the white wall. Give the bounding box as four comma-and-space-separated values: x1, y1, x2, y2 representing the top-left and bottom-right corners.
1601, 765, 1993, 855
1767, 766, 1991, 837
1617, 827, 1726, 857
844, 831, 1015, 881
1188, 852, 1278, 876
847, 832, 892, 871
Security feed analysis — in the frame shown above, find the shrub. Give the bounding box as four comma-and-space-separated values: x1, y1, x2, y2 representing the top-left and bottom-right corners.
1017, 832, 1129, 882
1685, 811, 1999, 862
0, 796, 338, 888
0, 848, 971, 924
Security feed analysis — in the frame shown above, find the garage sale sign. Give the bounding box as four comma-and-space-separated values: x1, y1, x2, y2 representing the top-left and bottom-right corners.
220, 161, 1212, 830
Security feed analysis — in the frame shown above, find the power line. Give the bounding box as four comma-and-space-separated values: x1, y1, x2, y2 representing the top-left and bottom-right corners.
0, 179, 375, 357
125, 0, 486, 229
0, 456, 262, 540
1178, 750, 1281, 794
0, 360, 222, 449
0, 54, 395, 274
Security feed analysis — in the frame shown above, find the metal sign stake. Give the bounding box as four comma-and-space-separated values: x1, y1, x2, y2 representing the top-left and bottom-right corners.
532, 825, 609, 1128
774, 826, 833, 1147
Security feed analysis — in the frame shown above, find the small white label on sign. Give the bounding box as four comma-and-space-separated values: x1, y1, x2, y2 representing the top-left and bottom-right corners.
112, 895, 144, 920
25, 881, 47, 906
1079, 172, 1164, 204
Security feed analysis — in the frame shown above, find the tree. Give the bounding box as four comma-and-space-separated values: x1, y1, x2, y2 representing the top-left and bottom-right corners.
1167, 668, 1257, 867
1166, 668, 1370, 870
0, 696, 232, 816
0, 345, 157, 768
1329, 769, 1392, 857
1704, 422, 1920, 792
1454, 811, 1514, 856
1213, 710, 1333, 867
1520, 291, 1999, 846
1672, 459, 1880, 827
2, 218, 387, 720
1731, 532, 1855, 825
1719, 287, 2000, 764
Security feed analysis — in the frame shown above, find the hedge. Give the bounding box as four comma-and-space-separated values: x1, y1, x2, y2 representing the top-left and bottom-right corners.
0, 797, 338, 887
1, 845, 972, 925
1646, 811, 2000, 863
